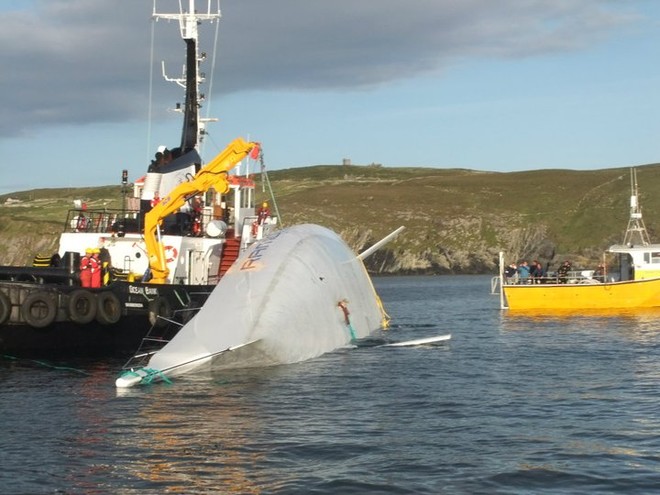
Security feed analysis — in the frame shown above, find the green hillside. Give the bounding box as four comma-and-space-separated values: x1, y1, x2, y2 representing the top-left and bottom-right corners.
1, 164, 659, 274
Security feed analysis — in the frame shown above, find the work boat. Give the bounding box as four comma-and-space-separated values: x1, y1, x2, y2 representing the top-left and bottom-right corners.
496, 169, 660, 312
0, 1, 275, 357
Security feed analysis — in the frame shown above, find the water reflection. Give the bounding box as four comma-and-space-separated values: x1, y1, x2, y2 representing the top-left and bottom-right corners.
496, 302, 660, 476
9, 276, 660, 494
112, 371, 277, 494
500, 308, 660, 344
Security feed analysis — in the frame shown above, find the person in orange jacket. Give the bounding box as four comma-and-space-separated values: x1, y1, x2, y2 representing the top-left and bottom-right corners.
79, 248, 93, 288
90, 248, 102, 288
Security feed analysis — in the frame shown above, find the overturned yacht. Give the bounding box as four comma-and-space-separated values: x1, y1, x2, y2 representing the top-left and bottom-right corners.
116, 224, 399, 387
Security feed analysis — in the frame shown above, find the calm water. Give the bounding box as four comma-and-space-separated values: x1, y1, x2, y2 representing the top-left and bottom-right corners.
3, 275, 660, 494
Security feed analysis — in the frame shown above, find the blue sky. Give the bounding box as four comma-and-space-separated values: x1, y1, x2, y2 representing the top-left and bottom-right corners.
1, 0, 659, 194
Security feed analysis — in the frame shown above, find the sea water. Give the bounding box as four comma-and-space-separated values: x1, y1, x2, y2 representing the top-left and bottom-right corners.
2, 275, 660, 494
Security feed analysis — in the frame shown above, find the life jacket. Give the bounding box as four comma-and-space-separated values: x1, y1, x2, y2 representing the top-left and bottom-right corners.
80, 256, 91, 271
79, 255, 92, 287
89, 257, 102, 288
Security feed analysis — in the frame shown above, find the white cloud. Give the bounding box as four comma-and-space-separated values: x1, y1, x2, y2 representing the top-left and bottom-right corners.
0, 0, 642, 137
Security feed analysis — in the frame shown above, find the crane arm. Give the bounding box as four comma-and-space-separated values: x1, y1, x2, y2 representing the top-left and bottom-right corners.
144, 137, 259, 283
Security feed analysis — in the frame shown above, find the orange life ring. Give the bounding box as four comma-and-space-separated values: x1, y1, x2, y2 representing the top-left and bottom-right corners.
164, 245, 178, 263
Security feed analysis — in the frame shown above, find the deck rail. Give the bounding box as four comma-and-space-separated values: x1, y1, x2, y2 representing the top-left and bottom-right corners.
502, 270, 607, 285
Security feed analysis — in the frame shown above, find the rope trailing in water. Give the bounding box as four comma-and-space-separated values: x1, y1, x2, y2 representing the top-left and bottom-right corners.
1, 354, 89, 375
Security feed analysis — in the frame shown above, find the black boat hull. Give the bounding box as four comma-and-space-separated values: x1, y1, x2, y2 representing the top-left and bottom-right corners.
0, 281, 212, 358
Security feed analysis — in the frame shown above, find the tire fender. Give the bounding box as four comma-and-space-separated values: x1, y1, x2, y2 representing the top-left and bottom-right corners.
148, 297, 172, 328
96, 291, 122, 325
67, 289, 97, 325
22, 291, 57, 328
0, 291, 11, 325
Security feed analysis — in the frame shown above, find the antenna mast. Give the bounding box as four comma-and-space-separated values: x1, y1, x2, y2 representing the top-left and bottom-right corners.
153, 0, 221, 151
623, 168, 650, 246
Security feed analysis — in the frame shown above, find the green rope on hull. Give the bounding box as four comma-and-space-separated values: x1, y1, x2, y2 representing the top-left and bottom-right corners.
117, 367, 172, 385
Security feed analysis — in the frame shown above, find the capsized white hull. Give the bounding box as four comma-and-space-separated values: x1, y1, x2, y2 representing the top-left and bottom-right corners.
117, 224, 386, 386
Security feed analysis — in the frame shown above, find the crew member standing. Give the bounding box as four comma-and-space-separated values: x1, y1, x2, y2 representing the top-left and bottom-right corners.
253, 201, 271, 236
79, 248, 93, 288
257, 201, 271, 225
90, 248, 102, 288
191, 196, 203, 236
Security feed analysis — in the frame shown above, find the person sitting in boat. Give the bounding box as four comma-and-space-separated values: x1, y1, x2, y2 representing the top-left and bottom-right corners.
557, 260, 572, 283
517, 261, 531, 283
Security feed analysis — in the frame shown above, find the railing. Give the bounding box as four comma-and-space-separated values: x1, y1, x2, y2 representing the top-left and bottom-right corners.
501, 270, 608, 285
238, 215, 279, 248
63, 208, 142, 234
490, 276, 500, 294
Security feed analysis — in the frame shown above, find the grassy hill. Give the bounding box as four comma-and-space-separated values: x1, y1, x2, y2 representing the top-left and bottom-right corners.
0, 186, 121, 265
1, 164, 659, 274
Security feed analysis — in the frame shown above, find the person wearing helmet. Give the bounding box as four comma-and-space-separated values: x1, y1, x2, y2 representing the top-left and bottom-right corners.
90, 248, 102, 288
257, 201, 271, 225
79, 248, 93, 288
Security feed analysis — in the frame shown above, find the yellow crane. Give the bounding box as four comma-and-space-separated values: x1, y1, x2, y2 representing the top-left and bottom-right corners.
144, 137, 259, 284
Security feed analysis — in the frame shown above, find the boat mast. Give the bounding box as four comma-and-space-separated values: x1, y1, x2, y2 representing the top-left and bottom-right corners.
153, 0, 221, 152
623, 168, 650, 247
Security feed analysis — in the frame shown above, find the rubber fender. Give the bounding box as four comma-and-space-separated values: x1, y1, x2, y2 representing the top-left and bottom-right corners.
32, 254, 52, 267
21, 291, 57, 328
96, 291, 122, 325
0, 291, 11, 325
148, 297, 172, 328
67, 289, 97, 325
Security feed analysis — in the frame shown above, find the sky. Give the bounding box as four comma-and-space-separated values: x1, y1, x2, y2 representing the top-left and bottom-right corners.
1, 0, 659, 194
